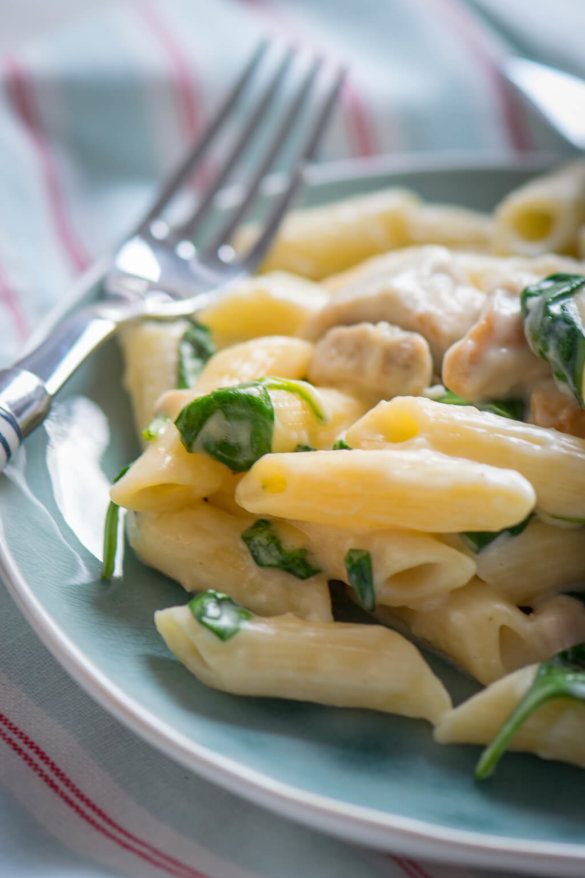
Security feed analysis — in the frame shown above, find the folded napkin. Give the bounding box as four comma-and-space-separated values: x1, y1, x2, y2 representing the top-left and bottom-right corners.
0, 1, 579, 876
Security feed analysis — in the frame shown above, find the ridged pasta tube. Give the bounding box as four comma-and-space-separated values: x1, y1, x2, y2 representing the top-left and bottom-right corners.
120, 320, 190, 434
494, 160, 585, 257
198, 271, 329, 348
155, 594, 451, 723
128, 505, 332, 621
234, 188, 419, 279
386, 582, 585, 685
435, 663, 585, 769
346, 396, 585, 520
235, 448, 535, 533
450, 517, 585, 604
111, 421, 233, 512
297, 522, 476, 608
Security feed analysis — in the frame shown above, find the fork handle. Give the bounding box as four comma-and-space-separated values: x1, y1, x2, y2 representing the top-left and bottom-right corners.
0, 306, 119, 473
0, 368, 50, 471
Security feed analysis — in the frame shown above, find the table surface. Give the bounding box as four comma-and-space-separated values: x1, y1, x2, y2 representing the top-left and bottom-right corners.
0, 0, 118, 54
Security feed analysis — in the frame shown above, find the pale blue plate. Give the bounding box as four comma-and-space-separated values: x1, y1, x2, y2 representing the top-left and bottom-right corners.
2, 155, 584, 876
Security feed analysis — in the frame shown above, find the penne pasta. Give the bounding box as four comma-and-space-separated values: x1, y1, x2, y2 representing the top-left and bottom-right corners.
434, 663, 585, 769
154, 336, 315, 420
234, 188, 419, 279
448, 517, 585, 604
120, 319, 190, 434
111, 420, 233, 511
235, 448, 535, 532
128, 504, 333, 621
296, 522, 476, 608
386, 582, 585, 685
403, 202, 494, 251
346, 396, 585, 520
155, 595, 451, 722
494, 160, 585, 257
198, 271, 329, 348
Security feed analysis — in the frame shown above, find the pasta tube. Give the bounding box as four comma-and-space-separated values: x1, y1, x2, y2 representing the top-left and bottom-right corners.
162, 336, 315, 410
450, 517, 585, 604
346, 396, 585, 521
235, 448, 535, 532
128, 505, 332, 621
494, 160, 585, 257
234, 188, 419, 279
386, 582, 585, 685
403, 203, 494, 251
111, 420, 233, 511
297, 523, 476, 609
198, 271, 329, 348
155, 591, 452, 723
435, 661, 585, 770
119, 320, 190, 434
193, 335, 315, 397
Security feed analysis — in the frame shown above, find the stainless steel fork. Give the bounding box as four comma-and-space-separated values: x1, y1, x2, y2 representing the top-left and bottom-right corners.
0, 43, 344, 472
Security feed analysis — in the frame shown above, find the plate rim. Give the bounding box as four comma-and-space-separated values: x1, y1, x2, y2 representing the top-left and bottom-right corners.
3, 150, 585, 876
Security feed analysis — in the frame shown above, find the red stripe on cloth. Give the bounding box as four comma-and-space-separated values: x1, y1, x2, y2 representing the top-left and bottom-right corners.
238, 0, 381, 158
340, 79, 378, 158
137, 2, 202, 142
397, 856, 434, 878
0, 261, 28, 340
427, 0, 531, 152
388, 855, 432, 878
3, 56, 90, 272
0, 713, 211, 878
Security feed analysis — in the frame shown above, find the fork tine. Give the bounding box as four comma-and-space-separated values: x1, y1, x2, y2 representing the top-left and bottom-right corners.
135, 40, 269, 235
238, 64, 346, 272
172, 46, 298, 242
200, 55, 325, 258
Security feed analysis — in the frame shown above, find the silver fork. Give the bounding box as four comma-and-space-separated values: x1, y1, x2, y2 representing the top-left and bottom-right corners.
0, 43, 344, 473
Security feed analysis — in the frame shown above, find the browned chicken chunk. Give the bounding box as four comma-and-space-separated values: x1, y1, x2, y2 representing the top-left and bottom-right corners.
442, 286, 549, 400
308, 322, 433, 404
302, 246, 485, 366
529, 378, 585, 438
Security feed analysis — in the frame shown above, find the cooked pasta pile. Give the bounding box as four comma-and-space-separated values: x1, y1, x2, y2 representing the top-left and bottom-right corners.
107, 160, 585, 778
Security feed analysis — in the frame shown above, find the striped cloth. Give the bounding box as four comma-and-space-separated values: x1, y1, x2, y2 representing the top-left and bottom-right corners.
0, 1, 579, 876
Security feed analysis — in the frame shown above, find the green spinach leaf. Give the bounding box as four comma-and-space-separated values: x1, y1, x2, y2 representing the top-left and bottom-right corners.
175, 381, 274, 471
564, 591, 585, 605
142, 413, 170, 441
344, 548, 375, 611
549, 514, 585, 526
437, 389, 524, 421
521, 273, 585, 406
177, 321, 215, 389
175, 377, 327, 472
476, 642, 585, 779
101, 464, 131, 579
189, 589, 252, 641
262, 376, 328, 422
461, 514, 534, 553
241, 519, 321, 579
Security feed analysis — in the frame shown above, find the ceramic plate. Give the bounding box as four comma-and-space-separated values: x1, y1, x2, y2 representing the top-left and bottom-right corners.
2, 154, 584, 877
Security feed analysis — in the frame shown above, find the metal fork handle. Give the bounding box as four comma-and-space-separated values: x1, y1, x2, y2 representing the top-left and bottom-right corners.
0, 305, 118, 472
0, 282, 233, 473
0, 369, 50, 470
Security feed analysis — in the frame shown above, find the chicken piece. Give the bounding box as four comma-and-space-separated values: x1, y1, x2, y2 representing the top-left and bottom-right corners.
442, 285, 549, 401
529, 378, 585, 438
302, 246, 485, 367
307, 322, 433, 404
